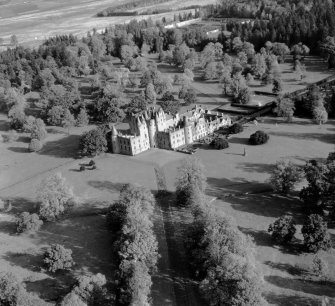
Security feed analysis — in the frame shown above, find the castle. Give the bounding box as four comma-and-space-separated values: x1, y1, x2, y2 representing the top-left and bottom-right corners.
110, 105, 232, 156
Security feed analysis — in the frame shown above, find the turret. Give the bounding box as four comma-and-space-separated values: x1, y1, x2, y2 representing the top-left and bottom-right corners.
148, 119, 156, 148
184, 116, 193, 145
111, 125, 120, 154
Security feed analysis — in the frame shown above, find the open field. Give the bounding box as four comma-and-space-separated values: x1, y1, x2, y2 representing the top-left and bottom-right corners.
1, 106, 335, 304
0, 0, 216, 48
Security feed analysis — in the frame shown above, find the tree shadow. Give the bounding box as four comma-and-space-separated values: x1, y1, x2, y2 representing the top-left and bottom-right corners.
269, 131, 335, 144
3, 251, 43, 273
6, 197, 38, 214
0, 119, 9, 132
228, 137, 250, 145
0, 220, 16, 235
25, 276, 75, 302
238, 227, 272, 247
7, 147, 29, 153
206, 176, 270, 197
264, 261, 306, 276
17, 136, 31, 143
264, 292, 320, 306
37, 135, 79, 158
87, 180, 125, 193
236, 162, 273, 174
265, 275, 335, 297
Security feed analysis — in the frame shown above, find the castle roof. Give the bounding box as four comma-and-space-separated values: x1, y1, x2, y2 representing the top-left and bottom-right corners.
111, 125, 118, 136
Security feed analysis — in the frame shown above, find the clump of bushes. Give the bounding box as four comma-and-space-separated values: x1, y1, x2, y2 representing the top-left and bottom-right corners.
177, 158, 264, 305
28, 138, 42, 152
301, 214, 332, 253
268, 215, 296, 244
60, 273, 110, 305
229, 122, 244, 134
0, 272, 45, 305
249, 130, 269, 145
107, 184, 158, 305
43, 244, 74, 272
210, 137, 229, 150
16, 212, 43, 233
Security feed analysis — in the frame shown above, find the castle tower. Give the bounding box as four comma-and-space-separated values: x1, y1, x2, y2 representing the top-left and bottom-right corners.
148, 119, 156, 148
184, 116, 193, 145
111, 125, 120, 154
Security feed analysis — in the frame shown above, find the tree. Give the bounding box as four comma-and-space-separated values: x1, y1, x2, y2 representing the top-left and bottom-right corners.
31, 119, 47, 141
76, 108, 89, 126
160, 99, 180, 116
128, 94, 147, 114
176, 157, 206, 206
28, 139, 43, 152
313, 105, 328, 125
62, 109, 76, 134
203, 62, 217, 80
272, 78, 283, 94
234, 87, 251, 104
80, 128, 108, 157
211, 137, 229, 150
96, 97, 126, 123
72, 273, 108, 305
44, 244, 74, 272
37, 173, 74, 221
145, 83, 156, 105
301, 214, 332, 253
8, 105, 25, 130
274, 97, 295, 122
16, 212, 43, 233
47, 105, 65, 126
10, 35, 18, 46
268, 215, 296, 244
249, 130, 269, 145
229, 123, 243, 134
269, 160, 303, 194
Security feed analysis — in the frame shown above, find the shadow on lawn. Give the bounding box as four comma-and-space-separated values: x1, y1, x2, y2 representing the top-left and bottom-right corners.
238, 227, 272, 247
7, 197, 38, 214
264, 292, 320, 306
0, 220, 16, 235
236, 162, 273, 174
87, 180, 125, 193
7, 147, 29, 153
268, 131, 335, 144
207, 177, 304, 218
228, 137, 250, 145
265, 275, 335, 298
0, 119, 8, 132
37, 135, 79, 158
264, 261, 306, 276
3, 251, 43, 273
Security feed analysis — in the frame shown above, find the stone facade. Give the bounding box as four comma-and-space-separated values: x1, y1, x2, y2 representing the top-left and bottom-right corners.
111, 105, 231, 156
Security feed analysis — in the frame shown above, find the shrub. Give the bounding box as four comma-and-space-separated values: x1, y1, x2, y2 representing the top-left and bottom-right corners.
28, 139, 43, 152
44, 244, 74, 272
210, 137, 229, 150
88, 160, 95, 166
80, 165, 85, 172
30, 119, 47, 141
2, 130, 18, 143
268, 160, 303, 194
16, 212, 43, 233
76, 108, 89, 127
249, 130, 269, 145
312, 255, 329, 280
268, 215, 296, 244
301, 214, 332, 253
229, 123, 243, 134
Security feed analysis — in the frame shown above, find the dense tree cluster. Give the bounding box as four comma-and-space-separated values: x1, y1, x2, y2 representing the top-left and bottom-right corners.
106, 184, 158, 305
177, 158, 264, 305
